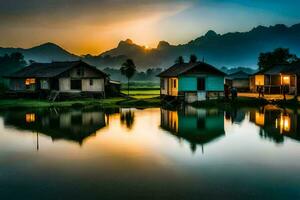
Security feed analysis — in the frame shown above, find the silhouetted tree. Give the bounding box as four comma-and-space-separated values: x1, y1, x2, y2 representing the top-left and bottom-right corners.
258, 48, 298, 70
120, 59, 137, 96
0, 52, 26, 76
189, 54, 198, 63
175, 56, 184, 64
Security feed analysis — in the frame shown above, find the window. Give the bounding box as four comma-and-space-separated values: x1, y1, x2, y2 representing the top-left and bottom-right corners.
173, 79, 176, 88
25, 78, 36, 90
90, 79, 94, 86
40, 80, 49, 89
160, 79, 165, 89
197, 78, 205, 91
25, 78, 36, 85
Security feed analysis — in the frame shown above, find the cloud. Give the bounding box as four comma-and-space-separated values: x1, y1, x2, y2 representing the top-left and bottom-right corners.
0, 0, 195, 28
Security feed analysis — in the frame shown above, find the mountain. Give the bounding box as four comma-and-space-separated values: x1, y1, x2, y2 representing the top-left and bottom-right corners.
1, 23, 300, 70
85, 23, 300, 69
0, 42, 79, 63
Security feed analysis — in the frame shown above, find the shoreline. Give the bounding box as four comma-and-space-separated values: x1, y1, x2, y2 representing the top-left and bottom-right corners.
0, 96, 298, 110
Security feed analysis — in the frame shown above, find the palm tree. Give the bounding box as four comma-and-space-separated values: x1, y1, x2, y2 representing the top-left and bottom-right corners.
189, 54, 197, 63
120, 59, 137, 96
175, 56, 184, 64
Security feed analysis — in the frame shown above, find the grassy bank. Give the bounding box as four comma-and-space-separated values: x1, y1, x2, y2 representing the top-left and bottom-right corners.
0, 95, 298, 110
0, 97, 161, 110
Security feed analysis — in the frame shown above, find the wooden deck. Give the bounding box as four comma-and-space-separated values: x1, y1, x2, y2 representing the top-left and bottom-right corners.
238, 93, 298, 101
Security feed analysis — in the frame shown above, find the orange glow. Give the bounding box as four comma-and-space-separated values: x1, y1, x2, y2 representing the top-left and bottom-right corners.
255, 112, 265, 126
168, 111, 178, 132
282, 76, 290, 85
255, 75, 264, 86
26, 113, 36, 123
279, 114, 291, 133
25, 78, 36, 85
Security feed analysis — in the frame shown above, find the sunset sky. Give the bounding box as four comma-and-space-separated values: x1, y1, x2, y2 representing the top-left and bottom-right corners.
0, 0, 299, 55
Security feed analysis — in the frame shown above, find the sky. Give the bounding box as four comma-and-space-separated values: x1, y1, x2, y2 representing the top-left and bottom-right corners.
0, 0, 300, 55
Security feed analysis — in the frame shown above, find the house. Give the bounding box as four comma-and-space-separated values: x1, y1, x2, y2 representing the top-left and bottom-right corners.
250, 62, 300, 95
158, 62, 226, 103
160, 106, 225, 153
2, 109, 107, 145
226, 70, 251, 92
4, 60, 114, 98
249, 106, 300, 143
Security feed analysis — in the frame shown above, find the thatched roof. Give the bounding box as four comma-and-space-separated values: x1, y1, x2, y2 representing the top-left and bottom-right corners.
4, 60, 108, 78
158, 62, 225, 77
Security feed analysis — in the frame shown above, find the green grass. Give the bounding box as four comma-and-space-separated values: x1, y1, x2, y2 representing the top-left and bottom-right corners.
121, 81, 160, 90
0, 97, 161, 110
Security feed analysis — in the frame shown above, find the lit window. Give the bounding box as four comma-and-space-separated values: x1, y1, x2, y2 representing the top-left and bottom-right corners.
25, 113, 36, 123
282, 76, 290, 85
25, 78, 36, 85
255, 75, 264, 86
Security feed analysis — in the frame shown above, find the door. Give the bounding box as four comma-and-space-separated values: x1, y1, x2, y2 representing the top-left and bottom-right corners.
71, 80, 82, 90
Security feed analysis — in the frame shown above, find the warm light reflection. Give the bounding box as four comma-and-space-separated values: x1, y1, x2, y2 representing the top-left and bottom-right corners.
255, 112, 265, 126
25, 78, 36, 85
279, 114, 291, 133
25, 113, 36, 123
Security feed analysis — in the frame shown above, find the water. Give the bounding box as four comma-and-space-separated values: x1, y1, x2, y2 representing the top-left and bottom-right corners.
0, 106, 300, 199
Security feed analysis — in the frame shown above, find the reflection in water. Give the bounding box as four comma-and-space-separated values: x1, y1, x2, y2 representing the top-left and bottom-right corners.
120, 109, 135, 130
249, 106, 300, 143
2, 108, 113, 145
161, 106, 225, 153
0, 107, 300, 199
225, 108, 246, 125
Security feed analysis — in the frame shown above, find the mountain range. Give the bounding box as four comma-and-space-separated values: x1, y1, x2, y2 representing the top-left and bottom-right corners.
1, 23, 300, 70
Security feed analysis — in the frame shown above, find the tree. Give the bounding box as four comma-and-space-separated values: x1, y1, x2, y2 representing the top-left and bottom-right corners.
0, 52, 27, 76
258, 48, 298, 70
120, 59, 136, 96
189, 54, 198, 63
175, 56, 184, 64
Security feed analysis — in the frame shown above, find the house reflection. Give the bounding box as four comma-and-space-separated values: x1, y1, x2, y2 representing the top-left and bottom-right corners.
2, 108, 109, 145
161, 106, 225, 153
249, 106, 300, 143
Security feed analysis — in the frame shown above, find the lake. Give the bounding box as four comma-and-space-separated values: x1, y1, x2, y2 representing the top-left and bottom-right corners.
0, 106, 300, 199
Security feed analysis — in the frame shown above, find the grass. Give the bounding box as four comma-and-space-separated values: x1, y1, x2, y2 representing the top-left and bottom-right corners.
121, 89, 160, 99
121, 81, 160, 90
0, 97, 161, 110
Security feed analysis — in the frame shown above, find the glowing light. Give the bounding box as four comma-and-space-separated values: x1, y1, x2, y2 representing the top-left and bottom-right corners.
255, 112, 265, 126
25, 78, 36, 85
255, 75, 264, 86
26, 113, 36, 123
279, 114, 291, 133
282, 75, 290, 85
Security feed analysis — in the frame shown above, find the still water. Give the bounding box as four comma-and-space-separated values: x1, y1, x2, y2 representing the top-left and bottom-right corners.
0, 106, 300, 199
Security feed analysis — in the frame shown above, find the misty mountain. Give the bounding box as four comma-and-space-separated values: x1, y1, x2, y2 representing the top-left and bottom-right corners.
85, 23, 300, 70
1, 23, 300, 71
0, 42, 79, 63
